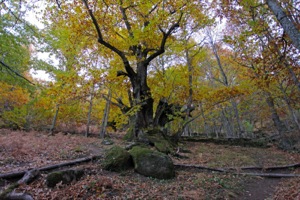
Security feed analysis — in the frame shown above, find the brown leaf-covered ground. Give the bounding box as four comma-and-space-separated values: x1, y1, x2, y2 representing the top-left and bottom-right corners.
0, 129, 299, 199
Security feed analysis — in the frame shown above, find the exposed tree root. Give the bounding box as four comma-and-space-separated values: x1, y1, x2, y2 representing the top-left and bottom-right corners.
0, 169, 39, 200
17, 169, 40, 185
1, 154, 299, 199
0, 155, 103, 180
231, 163, 300, 171
236, 172, 300, 178
175, 163, 300, 178
174, 164, 226, 172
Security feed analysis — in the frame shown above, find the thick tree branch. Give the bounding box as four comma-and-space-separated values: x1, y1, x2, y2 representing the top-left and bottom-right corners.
119, 4, 134, 38
81, 0, 136, 78
145, 12, 183, 65
267, 0, 300, 51
0, 60, 34, 85
117, 70, 129, 77
103, 95, 130, 114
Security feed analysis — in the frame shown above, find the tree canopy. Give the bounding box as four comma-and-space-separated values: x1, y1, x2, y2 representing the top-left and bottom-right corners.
0, 0, 299, 138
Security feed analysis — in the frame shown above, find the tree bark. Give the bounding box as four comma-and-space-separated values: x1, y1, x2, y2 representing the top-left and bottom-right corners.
231, 100, 244, 137
17, 169, 40, 185
100, 90, 111, 138
86, 86, 94, 137
278, 82, 300, 130
49, 104, 59, 135
265, 92, 287, 134
266, 0, 300, 51
181, 48, 194, 136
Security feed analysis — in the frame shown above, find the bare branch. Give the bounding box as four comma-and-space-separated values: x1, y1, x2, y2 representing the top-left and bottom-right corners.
267, 0, 300, 51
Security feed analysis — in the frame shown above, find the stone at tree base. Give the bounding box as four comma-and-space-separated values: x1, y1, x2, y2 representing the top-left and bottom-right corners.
103, 146, 133, 172
153, 139, 174, 154
129, 146, 175, 179
137, 128, 176, 154
46, 169, 84, 188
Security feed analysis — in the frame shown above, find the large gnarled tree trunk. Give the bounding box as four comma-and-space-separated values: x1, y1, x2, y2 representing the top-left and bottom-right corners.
82, 0, 182, 140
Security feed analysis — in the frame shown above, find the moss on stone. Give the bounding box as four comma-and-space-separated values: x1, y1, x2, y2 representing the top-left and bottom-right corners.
103, 146, 133, 172
46, 169, 84, 188
128, 146, 153, 159
154, 140, 171, 154
129, 146, 175, 179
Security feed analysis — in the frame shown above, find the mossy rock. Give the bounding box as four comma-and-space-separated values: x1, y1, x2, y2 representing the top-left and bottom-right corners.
129, 146, 175, 179
103, 146, 133, 172
154, 139, 173, 154
46, 169, 84, 188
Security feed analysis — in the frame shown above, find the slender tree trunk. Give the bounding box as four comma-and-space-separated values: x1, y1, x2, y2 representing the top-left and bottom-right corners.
221, 108, 234, 138
181, 49, 194, 136
199, 103, 209, 137
278, 83, 300, 130
49, 104, 59, 135
100, 90, 111, 139
265, 92, 287, 134
207, 29, 243, 137
284, 62, 300, 93
266, 0, 300, 51
86, 86, 94, 137
231, 100, 243, 137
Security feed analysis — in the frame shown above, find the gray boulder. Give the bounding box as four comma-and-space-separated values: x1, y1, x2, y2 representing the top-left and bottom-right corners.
129, 146, 175, 179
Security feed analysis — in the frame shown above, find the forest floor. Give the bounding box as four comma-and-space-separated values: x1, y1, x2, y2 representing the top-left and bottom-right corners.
0, 129, 299, 199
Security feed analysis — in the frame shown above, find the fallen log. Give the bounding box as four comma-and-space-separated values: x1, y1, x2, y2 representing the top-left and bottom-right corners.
38, 155, 103, 172
0, 156, 102, 199
0, 170, 39, 200
0, 154, 103, 180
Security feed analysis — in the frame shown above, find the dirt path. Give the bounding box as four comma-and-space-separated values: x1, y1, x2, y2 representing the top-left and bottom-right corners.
236, 177, 282, 200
